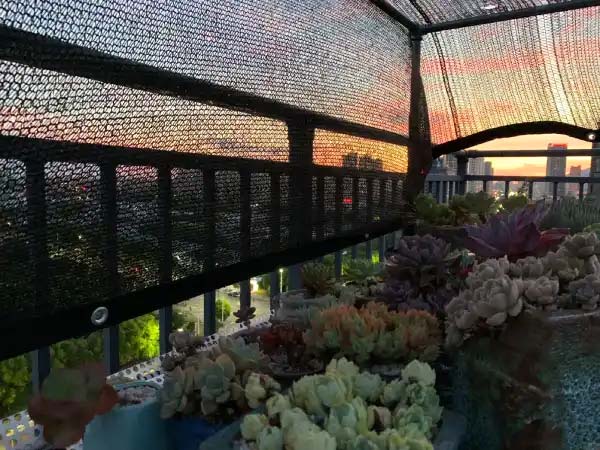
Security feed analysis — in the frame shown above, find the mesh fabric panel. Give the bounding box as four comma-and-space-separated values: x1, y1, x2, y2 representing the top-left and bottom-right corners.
422, 7, 600, 143
388, 0, 580, 24
2, 0, 411, 134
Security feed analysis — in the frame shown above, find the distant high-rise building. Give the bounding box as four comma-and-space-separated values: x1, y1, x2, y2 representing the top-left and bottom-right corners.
429, 157, 448, 175
467, 157, 485, 193
484, 161, 493, 194
546, 143, 567, 198
567, 165, 582, 197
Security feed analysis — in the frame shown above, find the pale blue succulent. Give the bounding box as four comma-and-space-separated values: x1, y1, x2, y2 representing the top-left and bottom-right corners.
401, 361, 436, 387
256, 426, 284, 450
353, 372, 384, 402
381, 379, 408, 407
316, 375, 352, 408
405, 383, 443, 424
325, 358, 360, 380
290, 375, 327, 417
393, 404, 435, 439
240, 413, 269, 441
266, 393, 291, 418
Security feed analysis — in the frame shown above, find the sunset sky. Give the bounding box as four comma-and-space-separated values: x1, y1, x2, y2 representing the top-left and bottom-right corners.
469, 134, 593, 176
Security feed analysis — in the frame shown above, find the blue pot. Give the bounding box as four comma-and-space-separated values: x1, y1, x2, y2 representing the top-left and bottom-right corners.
166, 416, 228, 450
83, 381, 169, 450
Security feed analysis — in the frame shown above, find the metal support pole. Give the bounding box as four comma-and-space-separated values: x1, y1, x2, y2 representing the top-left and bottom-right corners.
158, 165, 173, 354
579, 183, 585, 201
26, 158, 51, 390
528, 181, 534, 200
239, 171, 251, 309
334, 251, 343, 280
456, 156, 468, 195
288, 264, 302, 291
552, 182, 558, 202
269, 172, 281, 310
482, 180, 488, 194
504, 181, 510, 199
378, 236, 385, 263
203, 169, 217, 336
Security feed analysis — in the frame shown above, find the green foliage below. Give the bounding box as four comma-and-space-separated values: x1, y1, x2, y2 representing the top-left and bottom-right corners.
498, 194, 529, 214
0, 356, 30, 417
584, 223, 600, 239
216, 298, 232, 327
541, 197, 600, 234
449, 192, 497, 223
342, 258, 381, 284
414, 194, 455, 226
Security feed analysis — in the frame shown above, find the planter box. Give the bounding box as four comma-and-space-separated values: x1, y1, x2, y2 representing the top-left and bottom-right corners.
83, 381, 169, 450
450, 309, 600, 450
197, 410, 465, 450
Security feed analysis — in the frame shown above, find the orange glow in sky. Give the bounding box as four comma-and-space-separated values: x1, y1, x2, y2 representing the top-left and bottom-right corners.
469, 134, 593, 176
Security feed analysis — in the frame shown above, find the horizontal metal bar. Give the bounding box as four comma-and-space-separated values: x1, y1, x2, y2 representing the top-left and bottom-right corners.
459, 149, 600, 158
368, 0, 420, 33
0, 25, 410, 148
424, 174, 464, 182
421, 0, 600, 34
465, 175, 600, 183
0, 220, 406, 360
432, 122, 597, 158
0, 135, 403, 180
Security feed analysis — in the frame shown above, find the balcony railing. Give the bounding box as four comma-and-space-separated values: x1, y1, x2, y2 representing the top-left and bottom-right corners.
425, 148, 600, 203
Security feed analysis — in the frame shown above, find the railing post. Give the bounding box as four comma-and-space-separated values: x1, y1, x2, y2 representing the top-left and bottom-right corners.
316, 175, 325, 241
448, 181, 454, 200
441, 180, 448, 204
528, 181, 534, 200
287, 119, 314, 290
158, 165, 173, 354
239, 170, 252, 309
579, 183, 585, 201
334, 176, 343, 279
456, 154, 468, 195
26, 158, 51, 390
100, 162, 120, 373
378, 176, 385, 222
269, 172, 281, 309
504, 181, 510, 199
482, 179, 488, 194
378, 236, 385, 263
203, 169, 217, 335
552, 182, 558, 203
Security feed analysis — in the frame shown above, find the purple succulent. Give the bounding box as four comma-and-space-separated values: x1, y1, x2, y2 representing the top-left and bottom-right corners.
459, 201, 568, 261
382, 279, 456, 316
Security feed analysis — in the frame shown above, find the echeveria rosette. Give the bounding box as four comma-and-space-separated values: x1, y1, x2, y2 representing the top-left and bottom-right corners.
316, 374, 352, 408
266, 393, 292, 419
384, 427, 435, 450
381, 379, 408, 408
522, 276, 560, 310
470, 276, 524, 327
325, 403, 359, 448
509, 256, 549, 279
218, 336, 269, 373
326, 357, 360, 380
401, 360, 436, 387
465, 257, 510, 290
560, 232, 600, 259
353, 371, 384, 403
194, 353, 236, 415
393, 404, 435, 440
159, 365, 195, 419
290, 375, 327, 417
404, 383, 443, 425
241, 413, 269, 440
543, 249, 583, 282
569, 274, 600, 310
256, 426, 284, 450
459, 201, 567, 261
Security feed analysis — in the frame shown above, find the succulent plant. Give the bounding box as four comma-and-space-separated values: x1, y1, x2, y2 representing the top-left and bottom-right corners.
459, 201, 568, 261
584, 222, 600, 239
159, 365, 196, 419
497, 194, 529, 214
245, 372, 281, 409
541, 197, 600, 234
302, 262, 335, 297
569, 274, 600, 310
305, 302, 441, 365
241, 413, 270, 440
450, 191, 497, 224
28, 363, 119, 447
414, 193, 455, 226
542, 249, 584, 282
465, 257, 510, 290
509, 256, 549, 279
218, 336, 270, 373
469, 276, 524, 326
169, 331, 205, 355
560, 232, 600, 259
273, 291, 338, 327
522, 276, 560, 310
343, 258, 382, 286
386, 235, 457, 288
194, 354, 236, 414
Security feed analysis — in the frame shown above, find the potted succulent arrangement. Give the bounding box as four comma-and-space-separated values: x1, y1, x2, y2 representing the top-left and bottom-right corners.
27, 363, 167, 450
200, 358, 465, 450
272, 262, 351, 327
159, 332, 281, 450
341, 258, 386, 308
304, 301, 441, 378
444, 231, 600, 450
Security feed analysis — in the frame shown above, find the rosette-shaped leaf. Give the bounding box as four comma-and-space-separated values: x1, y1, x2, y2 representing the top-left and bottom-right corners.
159, 365, 195, 419
194, 353, 236, 415
523, 276, 560, 309
404, 383, 443, 425
470, 276, 524, 326
266, 393, 292, 418
316, 374, 352, 408
393, 404, 435, 439
384, 427, 435, 450
291, 428, 337, 450
386, 235, 457, 289
325, 403, 359, 448
445, 291, 478, 332
401, 360, 436, 387
290, 376, 327, 417
302, 262, 335, 297
560, 232, 600, 259
543, 249, 583, 282
257, 426, 284, 450
326, 357, 360, 380
218, 336, 269, 373
350, 435, 383, 450
459, 201, 567, 261
241, 413, 269, 440
569, 274, 600, 310
381, 379, 407, 408
465, 257, 510, 290
509, 256, 548, 279
353, 371, 384, 402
